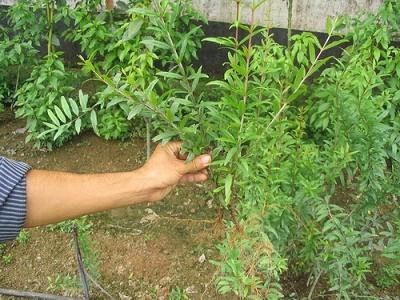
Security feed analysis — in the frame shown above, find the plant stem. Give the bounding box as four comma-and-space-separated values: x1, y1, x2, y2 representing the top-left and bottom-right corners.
14, 65, 20, 94
145, 118, 151, 160
235, 0, 241, 49
237, 3, 256, 152
152, 0, 196, 104
308, 270, 323, 300
47, 0, 54, 55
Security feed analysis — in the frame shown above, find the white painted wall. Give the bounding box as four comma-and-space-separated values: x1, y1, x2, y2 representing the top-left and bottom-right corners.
0, 0, 384, 33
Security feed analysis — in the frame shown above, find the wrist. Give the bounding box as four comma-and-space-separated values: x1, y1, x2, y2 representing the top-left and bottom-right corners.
127, 167, 158, 204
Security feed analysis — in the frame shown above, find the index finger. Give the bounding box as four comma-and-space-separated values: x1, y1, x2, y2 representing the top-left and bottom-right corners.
165, 141, 183, 157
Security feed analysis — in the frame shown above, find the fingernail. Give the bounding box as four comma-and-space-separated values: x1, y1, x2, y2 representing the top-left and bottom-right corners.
201, 155, 211, 165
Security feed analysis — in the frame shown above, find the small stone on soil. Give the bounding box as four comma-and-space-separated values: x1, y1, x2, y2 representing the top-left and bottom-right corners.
198, 253, 206, 264
185, 286, 197, 294
14, 128, 27, 134
119, 293, 132, 300
140, 209, 160, 224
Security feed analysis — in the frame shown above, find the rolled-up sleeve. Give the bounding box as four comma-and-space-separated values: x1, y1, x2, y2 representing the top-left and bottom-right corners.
0, 156, 31, 242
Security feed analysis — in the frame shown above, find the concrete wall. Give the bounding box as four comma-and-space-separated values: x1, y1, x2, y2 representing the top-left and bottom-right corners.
0, 0, 384, 33
193, 0, 383, 32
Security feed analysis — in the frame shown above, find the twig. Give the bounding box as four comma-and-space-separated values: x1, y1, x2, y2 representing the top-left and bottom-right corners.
158, 216, 216, 224
105, 224, 143, 235
72, 226, 90, 300
0, 288, 78, 300
200, 270, 218, 300
86, 272, 115, 300
308, 270, 323, 300
145, 118, 151, 160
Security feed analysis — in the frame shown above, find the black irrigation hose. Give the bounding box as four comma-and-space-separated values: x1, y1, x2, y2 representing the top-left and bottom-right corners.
0, 288, 78, 300
72, 226, 90, 300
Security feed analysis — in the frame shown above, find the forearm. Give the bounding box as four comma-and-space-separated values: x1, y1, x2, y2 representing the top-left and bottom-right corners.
24, 168, 153, 228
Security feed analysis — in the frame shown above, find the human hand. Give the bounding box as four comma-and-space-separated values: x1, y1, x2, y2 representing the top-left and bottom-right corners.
139, 141, 211, 202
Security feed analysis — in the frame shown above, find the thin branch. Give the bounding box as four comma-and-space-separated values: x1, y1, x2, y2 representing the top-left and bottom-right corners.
86, 273, 115, 300
265, 17, 340, 131
152, 0, 197, 104
90, 67, 182, 134
307, 270, 323, 300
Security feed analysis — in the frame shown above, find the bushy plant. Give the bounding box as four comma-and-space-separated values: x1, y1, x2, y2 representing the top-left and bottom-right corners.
82, 0, 400, 298
6, 0, 399, 298
10, 0, 93, 149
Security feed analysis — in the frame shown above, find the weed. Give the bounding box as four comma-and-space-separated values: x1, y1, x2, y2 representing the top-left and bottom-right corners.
168, 287, 189, 300
16, 229, 29, 244
2, 254, 13, 265
47, 274, 81, 297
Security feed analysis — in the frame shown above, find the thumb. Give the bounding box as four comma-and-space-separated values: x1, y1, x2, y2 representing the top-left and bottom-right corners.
183, 154, 211, 174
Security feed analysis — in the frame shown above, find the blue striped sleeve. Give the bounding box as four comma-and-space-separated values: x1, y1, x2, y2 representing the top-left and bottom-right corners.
0, 156, 31, 243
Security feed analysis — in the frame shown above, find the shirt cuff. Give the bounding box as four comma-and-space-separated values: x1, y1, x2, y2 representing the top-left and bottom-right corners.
0, 157, 31, 242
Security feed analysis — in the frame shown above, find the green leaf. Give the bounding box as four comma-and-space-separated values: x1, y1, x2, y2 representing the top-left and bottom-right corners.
79, 90, 88, 110
203, 37, 235, 47
294, 66, 306, 90
107, 98, 126, 109
37, 129, 54, 139
326, 16, 333, 34
325, 39, 349, 51
140, 39, 170, 51
179, 36, 188, 60
156, 71, 183, 80
90, 110, 98, 133
54, 106, 66, 123
43, 122, 58, 130
127, 7, 156, 17
145, 79, 159, 96
53, 126, 65, 141
122, 19, 144, 41
75, 118, 82, 134
309, 56, 332, 77
48, 109, 60, 126
153, 130, 177, 143
128, 105, 143, 120
52, 35, 60, 47
61, 96, 72, 119
224, 174, 233, 206
69, 98, 80, 116
224, 147, 237, 166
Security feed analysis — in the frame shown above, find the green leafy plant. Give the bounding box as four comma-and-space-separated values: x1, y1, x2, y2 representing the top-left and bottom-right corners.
12, 0, 90, 149
168, 287, 189, 300
14, 53, 82, 149
16, 230, 30, 244
47, 274, 81, 296
5, 0, 400, 298
2, 254, 13, 265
